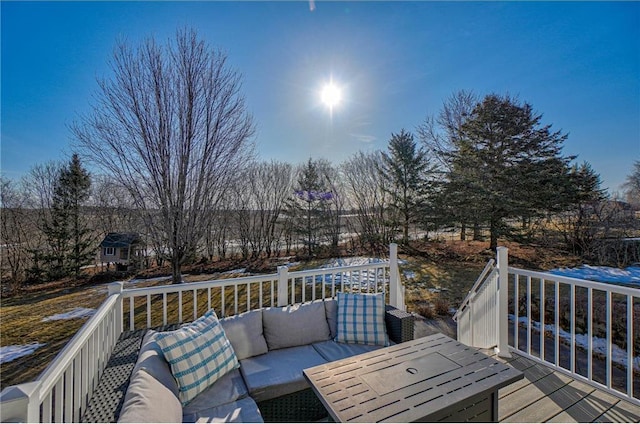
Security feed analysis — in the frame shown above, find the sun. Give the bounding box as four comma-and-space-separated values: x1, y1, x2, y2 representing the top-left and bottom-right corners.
321, 82, 342, 109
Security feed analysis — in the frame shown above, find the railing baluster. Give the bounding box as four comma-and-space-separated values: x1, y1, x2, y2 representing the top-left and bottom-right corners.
178, 291, 183, 323
302, 276, 306, 302
129, 297, 134, 331
54, 379, 63, 422
234, 285, 238, 315
540, 279, 545, 362
146, 294, 151, 329
555, 280, 560, 367
207, 287, 211, 311
588, 287, 593, 381
64, 367, 73, 422
246, 283, 251, 312
221, 287, 226, 317
73, 356, 81, 422
627, 294, 633, 398
42, 391, 52, 423
606, 290, 612, 389
163, 293, 167, 325
570, 283, 575, 374
514, 274, 519, 350
527, 276, 532, 356
193, 289, 198, 320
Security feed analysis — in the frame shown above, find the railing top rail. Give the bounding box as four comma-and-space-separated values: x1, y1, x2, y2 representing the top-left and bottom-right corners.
509, 266, 640, 297
288, 261, 390, 279
121, 262, 392, 298
121, 273, 279, 297
34, 292, 121, 400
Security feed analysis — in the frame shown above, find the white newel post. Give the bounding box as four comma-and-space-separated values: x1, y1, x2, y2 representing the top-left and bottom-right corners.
496, 247, 511, 358
277, 266, 289, 307
0, 382, 41, 423
108, 282, 124, 336
388, 243, 405, 310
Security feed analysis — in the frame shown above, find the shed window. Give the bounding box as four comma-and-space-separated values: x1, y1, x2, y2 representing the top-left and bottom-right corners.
104, 247, 115, 256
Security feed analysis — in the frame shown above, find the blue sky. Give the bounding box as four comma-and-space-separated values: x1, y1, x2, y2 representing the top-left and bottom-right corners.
2, 1, 639, 193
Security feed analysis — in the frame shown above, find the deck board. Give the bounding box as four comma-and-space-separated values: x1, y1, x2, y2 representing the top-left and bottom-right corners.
413, 319, 640, 423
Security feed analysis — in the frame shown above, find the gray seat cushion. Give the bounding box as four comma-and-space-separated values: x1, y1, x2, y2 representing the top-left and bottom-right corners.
182, 397, 263, 423
220, 310, 269, 360
312, 340, 383, 362
239, 345, 327, 402
183, 369, 248, 415
262, 300, 331, 350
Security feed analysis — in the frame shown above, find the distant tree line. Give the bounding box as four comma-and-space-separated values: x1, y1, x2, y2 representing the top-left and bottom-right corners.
1, 29, 638, 291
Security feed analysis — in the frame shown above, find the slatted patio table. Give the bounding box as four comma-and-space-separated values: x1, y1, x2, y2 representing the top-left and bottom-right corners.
303, 333, 524, 422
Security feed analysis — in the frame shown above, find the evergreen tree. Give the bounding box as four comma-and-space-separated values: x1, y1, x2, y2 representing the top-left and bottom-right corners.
379, 129, 434, 243
288, 159, 334, 257
451, 94, 574, 250
43, 154, 92, 278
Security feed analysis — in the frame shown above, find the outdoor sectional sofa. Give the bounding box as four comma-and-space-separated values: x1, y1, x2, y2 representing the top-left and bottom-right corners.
114, 294, 414, 423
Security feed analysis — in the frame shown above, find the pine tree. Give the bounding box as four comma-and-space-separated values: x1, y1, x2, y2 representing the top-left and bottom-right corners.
43, 154, 92, 279
288, 159, 334, 257
379, 129, 434, 244
451, 94, 574, 250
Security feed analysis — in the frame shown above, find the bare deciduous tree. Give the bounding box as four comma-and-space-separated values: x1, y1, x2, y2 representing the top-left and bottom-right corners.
73, 28, 255, 283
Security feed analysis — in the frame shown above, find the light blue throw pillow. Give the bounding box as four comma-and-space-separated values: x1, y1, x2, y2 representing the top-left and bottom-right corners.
155, 309, 239, 405
335, 292, 389, 346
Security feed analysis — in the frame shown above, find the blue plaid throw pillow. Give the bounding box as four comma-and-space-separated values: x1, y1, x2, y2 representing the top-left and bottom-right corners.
335, 292, 389, 346
155, 310, 239, 405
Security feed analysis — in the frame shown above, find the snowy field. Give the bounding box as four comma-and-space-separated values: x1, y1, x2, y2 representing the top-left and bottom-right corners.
0, 343, 46, 365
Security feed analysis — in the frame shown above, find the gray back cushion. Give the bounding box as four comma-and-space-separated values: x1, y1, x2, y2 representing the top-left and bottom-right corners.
262, 301, 331, 350
324, 299, 338, 339
220, 309, 268, 360
133, 330, 180, 397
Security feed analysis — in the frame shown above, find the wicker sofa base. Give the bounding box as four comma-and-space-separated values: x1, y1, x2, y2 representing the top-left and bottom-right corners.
257, 388, 328, 422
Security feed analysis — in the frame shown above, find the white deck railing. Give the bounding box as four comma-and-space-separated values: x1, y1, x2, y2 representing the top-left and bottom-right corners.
456, 247, 640, 406
0, 244, 404, 423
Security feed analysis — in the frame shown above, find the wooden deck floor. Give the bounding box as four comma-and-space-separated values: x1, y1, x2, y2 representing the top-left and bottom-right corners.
413, 317, 640, 423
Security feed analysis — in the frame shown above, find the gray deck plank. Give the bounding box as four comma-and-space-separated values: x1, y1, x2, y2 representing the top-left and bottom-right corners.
594, 398, 640, 423
499, 371, 573, 420
547, 388, 627, 423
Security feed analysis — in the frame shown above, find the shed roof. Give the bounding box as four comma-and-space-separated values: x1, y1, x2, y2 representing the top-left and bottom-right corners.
100, 233, 143, 248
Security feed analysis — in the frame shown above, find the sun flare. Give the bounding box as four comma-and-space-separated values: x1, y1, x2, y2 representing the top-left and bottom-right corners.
321, 82, 342, 108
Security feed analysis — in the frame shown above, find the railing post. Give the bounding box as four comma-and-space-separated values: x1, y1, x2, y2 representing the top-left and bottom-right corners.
496, 247, 511, 358
388, 243, 405, 310
0, 382, 41, 422
277, 266, 289, 307
108, 282, 124, 336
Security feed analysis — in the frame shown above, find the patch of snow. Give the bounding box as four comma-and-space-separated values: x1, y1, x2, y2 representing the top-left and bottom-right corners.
509, 314, 640, 372
128, 276, 173, 285
548, 265, 640, 287
403, 270, 416, 280
0, 343, 46, 364
42, 307, 96, 322
321, 257, 387, 268
222, 268, 247, 275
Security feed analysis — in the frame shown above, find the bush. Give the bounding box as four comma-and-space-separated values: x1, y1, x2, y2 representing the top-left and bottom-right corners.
434, 297, 451, 316
417, 303, 436, 319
